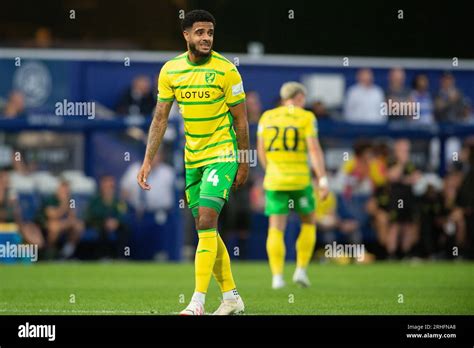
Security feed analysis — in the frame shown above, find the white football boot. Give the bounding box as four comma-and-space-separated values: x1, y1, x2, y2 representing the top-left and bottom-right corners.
179, 300, 205, 315
213, 296, 245, 315
292, 268, 311, 288
272, 274, 286, 289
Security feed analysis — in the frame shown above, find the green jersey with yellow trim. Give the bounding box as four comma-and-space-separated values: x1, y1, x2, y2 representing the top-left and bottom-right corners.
158, 50, 246, 168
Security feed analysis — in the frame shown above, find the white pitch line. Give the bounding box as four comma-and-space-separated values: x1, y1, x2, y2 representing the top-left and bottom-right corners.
0, 309, 251, 315
0, 308, 154, 315
170, 311, 249, 315
170, 311, 213, 315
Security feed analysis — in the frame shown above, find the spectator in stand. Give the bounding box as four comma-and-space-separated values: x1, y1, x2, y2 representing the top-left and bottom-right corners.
224, 94, 261, 259
35, 181, 84, 259
120, 150, 176, 211
220, 178, 253, 260
410, 74, 434, 124
1, 91, 26, 118
417, 181, 446, 258
344, 68, 385, 124
85, 175, 130, 259
120, 149, 174, 214
310, 100, 331, 119
416, 170, 463, 259
22, 27, 54, 48
315, 189, 360, 246
120, 149, 175, 259
339, 140, 391, 257
434, 73, 467, 122
246, 90, 262, 125
386, 67, 410, 103
116, 75, 155, 116
452, 144, 474, 258
440, 170, 464, 257
0, 168, 44, 249
461, 98, 473, 123
386, 139, 421, 259
246, 90, 263, 148
33, 27, 53, 48
339, 139, 374, 199
366, 142, 391, 252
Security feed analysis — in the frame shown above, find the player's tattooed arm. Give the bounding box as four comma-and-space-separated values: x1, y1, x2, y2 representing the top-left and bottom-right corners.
144, 101, 172, 163
137, 101, 172, 190
229, 102, 250, 188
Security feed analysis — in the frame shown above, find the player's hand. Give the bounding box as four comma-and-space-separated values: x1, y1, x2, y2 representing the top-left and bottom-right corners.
318, 185, 330, 201
232, 162, 249, 190
318, 176, 330, 201
137, 161, 151, 190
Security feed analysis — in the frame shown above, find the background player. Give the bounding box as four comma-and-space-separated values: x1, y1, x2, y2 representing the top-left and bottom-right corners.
257, 82, 329, 289
137, 10, 249, 315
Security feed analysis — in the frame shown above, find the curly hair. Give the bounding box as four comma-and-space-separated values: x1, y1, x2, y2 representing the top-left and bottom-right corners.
181, 10, 216, 31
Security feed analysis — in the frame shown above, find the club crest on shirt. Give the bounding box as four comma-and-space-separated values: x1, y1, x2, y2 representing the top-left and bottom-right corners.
205, 72, 216, 84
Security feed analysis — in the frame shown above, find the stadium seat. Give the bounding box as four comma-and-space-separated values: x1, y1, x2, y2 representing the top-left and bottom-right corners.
71, 193, 93, 220
69, 176, 97, 196
32, 171, 60, 195
17, 192, 40, 222
60, 170, 86, 180
9, 172, 35, 193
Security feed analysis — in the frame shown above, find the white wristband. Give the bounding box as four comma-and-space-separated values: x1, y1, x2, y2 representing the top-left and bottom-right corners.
318, 176, 329, 188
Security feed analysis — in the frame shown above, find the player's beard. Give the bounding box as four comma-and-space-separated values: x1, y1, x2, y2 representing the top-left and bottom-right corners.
189, 41, 212, 58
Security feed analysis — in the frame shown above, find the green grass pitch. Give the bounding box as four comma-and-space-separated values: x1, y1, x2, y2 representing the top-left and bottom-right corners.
1, 261, 473, 315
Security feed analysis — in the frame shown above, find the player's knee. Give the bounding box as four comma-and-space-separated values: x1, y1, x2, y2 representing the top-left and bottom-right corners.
300, 213, 315, 225
197, 210, 218, 230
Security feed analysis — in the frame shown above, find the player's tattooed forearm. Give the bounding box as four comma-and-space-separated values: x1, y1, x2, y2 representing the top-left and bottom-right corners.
234, 122, 250, 156
145, 103, 169, 162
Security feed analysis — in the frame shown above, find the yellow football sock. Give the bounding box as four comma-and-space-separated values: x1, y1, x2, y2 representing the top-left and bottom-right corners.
266, 227, 285, 275
212, 233, 236, 292
296, 223, 316, 269
195, 228, 218, 294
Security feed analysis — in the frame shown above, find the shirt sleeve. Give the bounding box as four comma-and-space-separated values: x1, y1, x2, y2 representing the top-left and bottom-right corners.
224, 67, 246, 107
304, 112, 318, 138
157, 64, 175, 102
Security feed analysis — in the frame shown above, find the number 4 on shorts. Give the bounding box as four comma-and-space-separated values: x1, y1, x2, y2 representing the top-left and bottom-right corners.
207, 169, 219, 186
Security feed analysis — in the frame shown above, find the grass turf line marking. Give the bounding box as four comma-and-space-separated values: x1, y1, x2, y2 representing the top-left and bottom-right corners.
0, 309, 153, 314
0, 309, 250, 315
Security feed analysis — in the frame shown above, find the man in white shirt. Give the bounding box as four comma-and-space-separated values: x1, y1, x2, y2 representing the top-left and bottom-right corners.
120, 150, 175, 214
120, 150, 175, 260
344, 68, 386, 124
